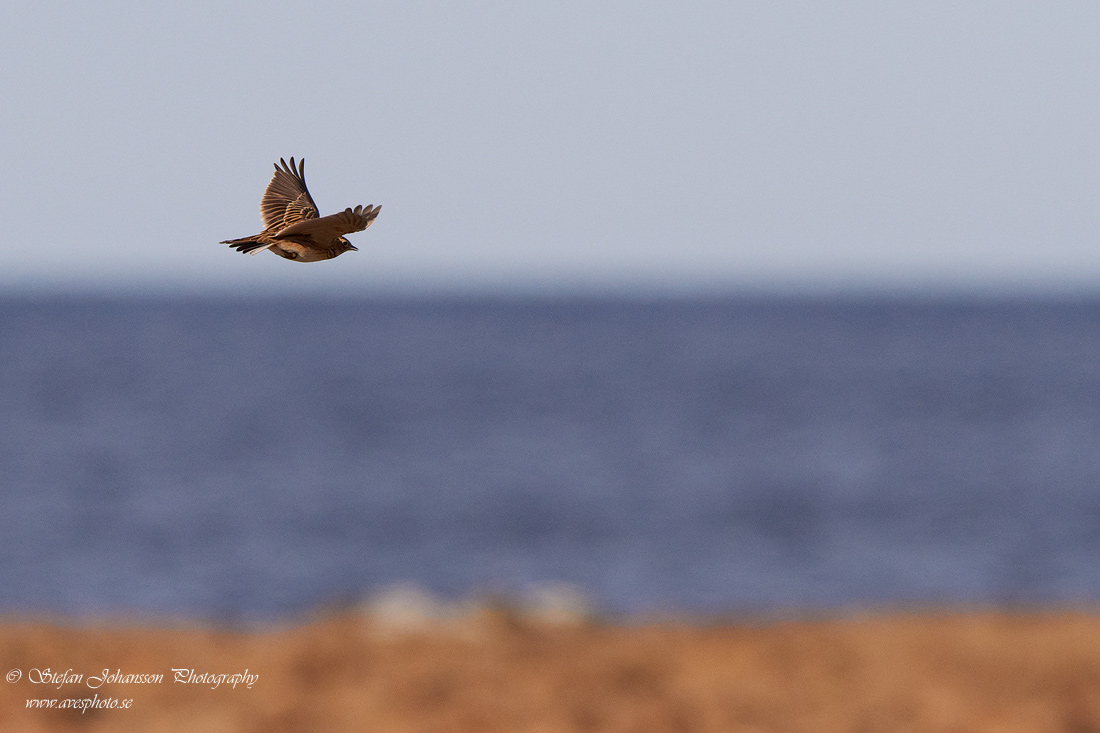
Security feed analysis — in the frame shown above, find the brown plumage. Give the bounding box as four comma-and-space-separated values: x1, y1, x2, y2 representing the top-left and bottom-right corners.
222, 157, 380, 262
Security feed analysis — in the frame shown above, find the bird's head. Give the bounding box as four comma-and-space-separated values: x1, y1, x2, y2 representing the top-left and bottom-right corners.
339, 237, 358, 253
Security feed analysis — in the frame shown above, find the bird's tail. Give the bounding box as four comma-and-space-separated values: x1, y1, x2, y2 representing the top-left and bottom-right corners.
221, 236, 275, 256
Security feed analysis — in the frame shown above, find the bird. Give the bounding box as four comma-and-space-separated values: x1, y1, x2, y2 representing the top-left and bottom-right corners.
222, 157, 380, 262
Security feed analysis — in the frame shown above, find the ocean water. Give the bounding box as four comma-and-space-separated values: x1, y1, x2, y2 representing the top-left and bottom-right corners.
3, 294, 1100, 620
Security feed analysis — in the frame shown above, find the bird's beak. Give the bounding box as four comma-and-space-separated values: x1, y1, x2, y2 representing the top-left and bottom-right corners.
348, 244, 358, 252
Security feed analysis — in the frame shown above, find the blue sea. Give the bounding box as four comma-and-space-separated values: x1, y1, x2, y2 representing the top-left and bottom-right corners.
4, 294, 1100, 620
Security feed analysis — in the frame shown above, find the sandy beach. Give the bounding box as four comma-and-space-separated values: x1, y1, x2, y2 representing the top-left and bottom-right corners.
3, 606, 1100, 732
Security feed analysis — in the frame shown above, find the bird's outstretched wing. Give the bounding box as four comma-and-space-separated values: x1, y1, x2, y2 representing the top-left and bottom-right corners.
260, 157, 320, 231
274, 204, 381, 241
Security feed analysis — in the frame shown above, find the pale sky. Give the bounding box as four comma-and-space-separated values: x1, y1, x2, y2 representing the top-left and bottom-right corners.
3, 1, 1100, 294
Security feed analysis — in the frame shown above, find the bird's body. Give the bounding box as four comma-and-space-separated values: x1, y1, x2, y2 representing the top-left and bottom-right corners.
222, 157, 380, 262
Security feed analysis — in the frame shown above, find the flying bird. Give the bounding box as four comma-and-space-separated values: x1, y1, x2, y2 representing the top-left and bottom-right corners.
222, 157, 380, 262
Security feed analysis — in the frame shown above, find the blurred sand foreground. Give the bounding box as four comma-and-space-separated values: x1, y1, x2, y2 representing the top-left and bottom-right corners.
3, 601, 1100, 732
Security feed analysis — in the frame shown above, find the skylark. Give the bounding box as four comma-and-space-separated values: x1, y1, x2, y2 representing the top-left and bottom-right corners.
222, 157, 380, 262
